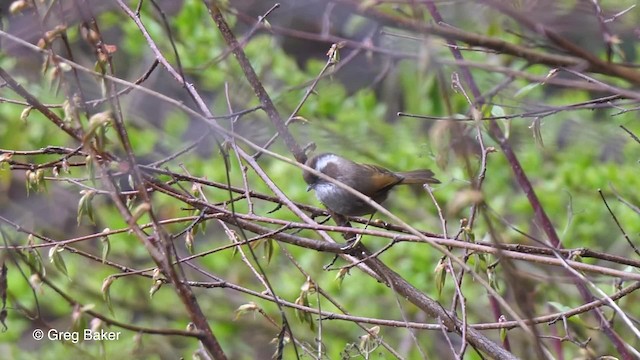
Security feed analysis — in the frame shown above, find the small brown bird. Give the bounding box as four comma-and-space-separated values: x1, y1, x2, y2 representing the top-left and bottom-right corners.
303, 153, 440, 216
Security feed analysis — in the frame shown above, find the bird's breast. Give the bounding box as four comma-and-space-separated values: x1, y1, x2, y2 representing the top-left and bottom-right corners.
313, 183, 390, 216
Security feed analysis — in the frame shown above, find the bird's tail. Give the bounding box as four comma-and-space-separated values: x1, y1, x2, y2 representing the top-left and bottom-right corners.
397, 169, 440, 184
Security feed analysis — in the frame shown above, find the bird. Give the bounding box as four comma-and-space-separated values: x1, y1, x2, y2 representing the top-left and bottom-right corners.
303, 153, 440, 216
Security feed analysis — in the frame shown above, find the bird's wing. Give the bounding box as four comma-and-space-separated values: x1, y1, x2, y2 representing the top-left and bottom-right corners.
361, 163, 404, 191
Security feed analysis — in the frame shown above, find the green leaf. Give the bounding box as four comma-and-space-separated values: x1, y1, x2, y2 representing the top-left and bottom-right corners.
514, 83, 540, 98
101, 276, 115, 315
149, 280, 162, 298
48, 245, 69, 278
264, 239, 274, 264
435, 259, 447, 297
85, 156, 96, 186
185, 229, 194, 254
77, 190, 97, 225
101, 232, 110, 264
491, 105, 505, 118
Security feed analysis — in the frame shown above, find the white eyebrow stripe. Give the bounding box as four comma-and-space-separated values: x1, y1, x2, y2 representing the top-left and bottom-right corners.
315, 154, 340, 171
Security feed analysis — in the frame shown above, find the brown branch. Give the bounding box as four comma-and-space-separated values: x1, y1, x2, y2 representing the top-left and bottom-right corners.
204, 2, 306, 163
480, 0, 640, 83
334, 0, 640, 84
0, 67, 82, 142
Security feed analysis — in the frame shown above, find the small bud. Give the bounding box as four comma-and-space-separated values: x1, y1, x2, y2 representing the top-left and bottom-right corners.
10, 0, 30, 15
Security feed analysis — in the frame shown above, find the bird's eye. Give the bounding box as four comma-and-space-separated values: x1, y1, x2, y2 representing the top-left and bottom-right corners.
303, 170, 318, 185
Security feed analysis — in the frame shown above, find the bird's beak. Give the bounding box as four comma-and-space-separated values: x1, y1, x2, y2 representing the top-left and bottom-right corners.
306, 184, 313, 192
